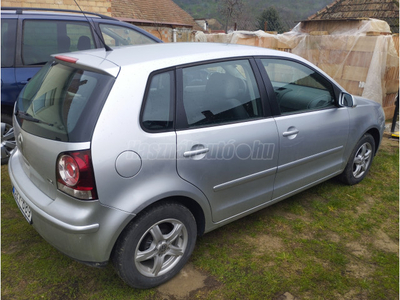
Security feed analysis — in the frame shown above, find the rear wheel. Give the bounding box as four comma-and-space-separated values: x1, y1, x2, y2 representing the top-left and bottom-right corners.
112, 202, 197, 289
1, 114, 16, 165
339, 133, 375, 185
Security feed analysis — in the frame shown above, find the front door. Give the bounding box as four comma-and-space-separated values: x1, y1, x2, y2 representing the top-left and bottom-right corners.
258, 58, 349, 200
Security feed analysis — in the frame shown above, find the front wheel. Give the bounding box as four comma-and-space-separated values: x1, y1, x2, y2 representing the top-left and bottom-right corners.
339, 133, 375, 185
112, 202, 197, 289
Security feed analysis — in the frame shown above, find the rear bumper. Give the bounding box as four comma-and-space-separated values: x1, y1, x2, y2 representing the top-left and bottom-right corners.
8, 149, 134, 263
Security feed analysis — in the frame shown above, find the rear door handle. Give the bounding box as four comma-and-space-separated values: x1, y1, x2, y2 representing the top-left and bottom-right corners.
183, 148, 209, 158
282, 129, 299, 137
18, 78, 31, 85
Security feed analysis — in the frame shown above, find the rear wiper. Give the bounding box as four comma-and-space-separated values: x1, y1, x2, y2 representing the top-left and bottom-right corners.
16, 111, 54, 127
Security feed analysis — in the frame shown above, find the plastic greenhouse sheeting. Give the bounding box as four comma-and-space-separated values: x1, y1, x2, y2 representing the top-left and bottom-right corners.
195, 19, 399, 110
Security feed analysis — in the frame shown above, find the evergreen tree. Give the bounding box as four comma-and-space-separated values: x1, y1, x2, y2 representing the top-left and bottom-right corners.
257, 6, 287, 33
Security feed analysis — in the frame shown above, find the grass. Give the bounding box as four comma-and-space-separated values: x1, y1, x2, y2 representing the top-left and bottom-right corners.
2, 138, 399, 299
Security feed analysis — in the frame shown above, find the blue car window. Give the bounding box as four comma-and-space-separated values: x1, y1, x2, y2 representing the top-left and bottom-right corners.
99, 23, 158, 48
22, 20, 94, 65
1, 19, 17, 68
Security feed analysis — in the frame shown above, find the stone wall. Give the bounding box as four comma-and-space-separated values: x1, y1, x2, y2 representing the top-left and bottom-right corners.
138, 25, 194, 43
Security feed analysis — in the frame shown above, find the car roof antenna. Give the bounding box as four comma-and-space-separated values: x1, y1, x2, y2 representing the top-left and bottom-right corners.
73, 0, 113, 52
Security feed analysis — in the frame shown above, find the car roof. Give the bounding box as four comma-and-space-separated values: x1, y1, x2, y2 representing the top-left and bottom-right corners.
57, 42, 307, 72
1, 7, 115, 20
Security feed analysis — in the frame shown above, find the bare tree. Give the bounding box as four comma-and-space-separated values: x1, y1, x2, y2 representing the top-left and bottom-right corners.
236, 5, 257, 31
218, 0, 244, 32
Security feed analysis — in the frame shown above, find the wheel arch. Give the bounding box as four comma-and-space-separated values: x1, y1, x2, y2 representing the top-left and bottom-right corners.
109, 195, 206, 266
365, 127, 381, 154
133, 196, 206, 237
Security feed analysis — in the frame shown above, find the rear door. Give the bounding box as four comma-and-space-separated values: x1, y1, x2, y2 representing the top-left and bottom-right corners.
176, 59, 279, 223
258, 58, 349, 200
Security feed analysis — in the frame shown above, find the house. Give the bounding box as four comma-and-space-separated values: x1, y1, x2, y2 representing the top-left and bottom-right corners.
112, 0, 203, 42
307, 0, 399, 33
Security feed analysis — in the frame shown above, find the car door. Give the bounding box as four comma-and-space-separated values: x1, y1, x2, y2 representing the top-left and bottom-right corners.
176, 59, 279, 223
258, 58, 349, 200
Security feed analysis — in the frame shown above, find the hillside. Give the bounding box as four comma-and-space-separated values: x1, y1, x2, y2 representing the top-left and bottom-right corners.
173, 0, 333, 30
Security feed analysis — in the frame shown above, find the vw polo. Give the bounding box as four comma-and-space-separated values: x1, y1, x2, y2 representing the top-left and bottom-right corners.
9, 43, 385, 288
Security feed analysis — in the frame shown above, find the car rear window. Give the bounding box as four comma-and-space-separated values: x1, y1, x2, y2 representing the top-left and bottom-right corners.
16, 61, 115, 142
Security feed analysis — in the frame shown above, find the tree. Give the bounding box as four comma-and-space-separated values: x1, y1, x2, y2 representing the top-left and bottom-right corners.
218, 0, 244, 33
257, 6, 287, 33
236, 5, 257, 31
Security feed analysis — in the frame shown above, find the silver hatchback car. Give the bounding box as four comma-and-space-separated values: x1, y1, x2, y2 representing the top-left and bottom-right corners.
9, 43, 385, 288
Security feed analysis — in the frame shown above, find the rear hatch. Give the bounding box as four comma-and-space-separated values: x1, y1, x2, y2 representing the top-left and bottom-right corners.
13, 53, 119, 200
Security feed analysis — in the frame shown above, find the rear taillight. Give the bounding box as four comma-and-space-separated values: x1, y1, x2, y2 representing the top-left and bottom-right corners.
56, 150, 98, 200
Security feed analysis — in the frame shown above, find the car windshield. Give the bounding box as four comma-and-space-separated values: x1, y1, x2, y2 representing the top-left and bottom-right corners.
16, 61, 115, 142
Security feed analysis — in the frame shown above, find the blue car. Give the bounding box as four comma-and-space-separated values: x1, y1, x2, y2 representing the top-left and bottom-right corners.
1, 7, 162, 164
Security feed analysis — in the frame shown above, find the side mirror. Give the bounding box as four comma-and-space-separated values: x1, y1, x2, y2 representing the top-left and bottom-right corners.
339, 92, 356, 107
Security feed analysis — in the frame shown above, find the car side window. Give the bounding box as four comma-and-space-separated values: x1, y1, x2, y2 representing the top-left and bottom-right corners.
181, 60, 262, 128
261, 59, 335, 115
142, 71, 174, 131
22, 20, 94, 65
1, 19, 17, 68
99, 24, 157, 48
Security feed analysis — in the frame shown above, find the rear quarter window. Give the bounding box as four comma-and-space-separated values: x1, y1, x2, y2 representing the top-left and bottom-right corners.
99, 23, 158, 47
141, 71, 175, 132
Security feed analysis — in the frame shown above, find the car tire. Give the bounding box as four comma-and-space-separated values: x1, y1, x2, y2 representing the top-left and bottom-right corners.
1, 114, 16, 165
339, 133, 375, 185
112, 202, 197, 289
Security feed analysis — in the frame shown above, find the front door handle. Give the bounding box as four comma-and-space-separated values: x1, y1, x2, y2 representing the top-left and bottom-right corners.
183, 148, 209, 158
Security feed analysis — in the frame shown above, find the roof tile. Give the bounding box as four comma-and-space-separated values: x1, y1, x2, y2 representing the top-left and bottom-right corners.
308, 0, 399, 32
112, 0, 201, 29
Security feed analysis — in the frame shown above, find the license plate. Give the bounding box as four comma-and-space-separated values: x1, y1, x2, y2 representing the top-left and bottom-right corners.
12, 187, 32, 224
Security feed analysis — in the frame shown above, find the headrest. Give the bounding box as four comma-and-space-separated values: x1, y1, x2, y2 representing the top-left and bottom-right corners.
206, 72, 240, 99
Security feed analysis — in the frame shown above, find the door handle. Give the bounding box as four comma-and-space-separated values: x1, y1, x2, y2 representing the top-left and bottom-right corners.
282, 129, 299, 137
19, 78, 31, 85
183, 148, 209, 158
